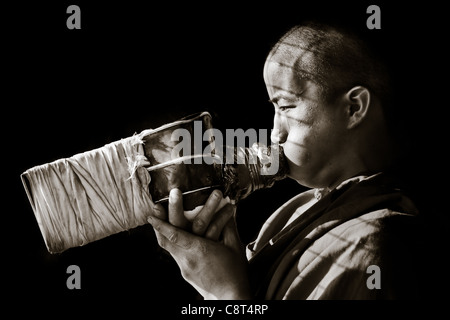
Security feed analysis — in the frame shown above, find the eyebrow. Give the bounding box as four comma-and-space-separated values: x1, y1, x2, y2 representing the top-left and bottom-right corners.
267, 86, 304, 104
269, 96, 294, 104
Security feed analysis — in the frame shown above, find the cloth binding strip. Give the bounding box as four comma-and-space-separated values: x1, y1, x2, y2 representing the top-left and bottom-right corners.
21, 129, 157, 253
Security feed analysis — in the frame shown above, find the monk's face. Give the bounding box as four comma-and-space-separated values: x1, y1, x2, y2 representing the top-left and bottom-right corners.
264, 50, 349, 189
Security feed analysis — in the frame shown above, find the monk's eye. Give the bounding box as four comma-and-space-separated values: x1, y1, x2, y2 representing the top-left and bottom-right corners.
278, 105, 296, 112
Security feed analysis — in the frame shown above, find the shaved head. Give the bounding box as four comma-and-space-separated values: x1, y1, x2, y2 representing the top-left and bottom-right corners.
264, 22, 396, 187
267, 23, 391, 108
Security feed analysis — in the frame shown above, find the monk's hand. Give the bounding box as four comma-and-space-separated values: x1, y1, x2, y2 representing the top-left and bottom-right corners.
147, 189, 251, 300
158, 188, 236, 240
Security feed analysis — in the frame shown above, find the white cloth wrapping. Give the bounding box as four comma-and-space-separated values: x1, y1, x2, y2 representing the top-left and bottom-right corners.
21, 130, 157, 253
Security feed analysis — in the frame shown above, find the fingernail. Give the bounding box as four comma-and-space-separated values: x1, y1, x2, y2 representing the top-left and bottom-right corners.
169, 188, 181, 200
212, 189, 222, 199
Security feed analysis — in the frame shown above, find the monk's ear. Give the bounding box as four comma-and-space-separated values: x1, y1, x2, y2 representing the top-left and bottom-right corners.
344, 86, 371, 129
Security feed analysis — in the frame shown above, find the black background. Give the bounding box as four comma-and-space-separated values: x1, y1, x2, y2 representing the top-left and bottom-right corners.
4, 0, 449, 315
